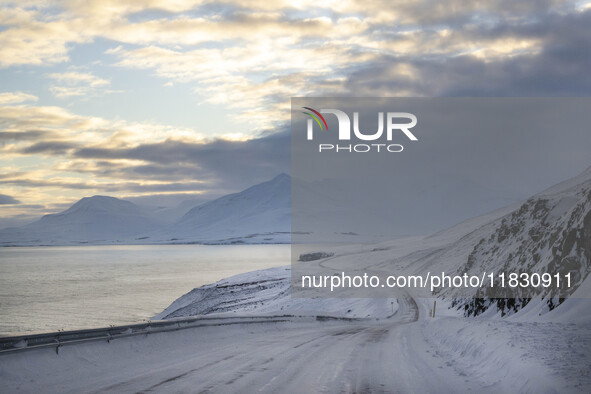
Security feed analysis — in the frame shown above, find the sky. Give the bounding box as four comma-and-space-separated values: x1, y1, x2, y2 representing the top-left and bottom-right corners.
1, 0, 591, 227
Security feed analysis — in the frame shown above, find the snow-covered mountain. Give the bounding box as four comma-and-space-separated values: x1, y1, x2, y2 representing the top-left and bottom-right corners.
411, 165, 591, 316
0, 196, 162, 246
0, 174, 291, 246
144, 198, 205, 225
155, 173, 291, 244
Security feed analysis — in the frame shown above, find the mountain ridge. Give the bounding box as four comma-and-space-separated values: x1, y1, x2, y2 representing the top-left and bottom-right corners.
0, 174, 291, 246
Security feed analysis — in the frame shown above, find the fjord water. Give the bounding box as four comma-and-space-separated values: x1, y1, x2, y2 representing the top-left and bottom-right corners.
0, 244, 289, 337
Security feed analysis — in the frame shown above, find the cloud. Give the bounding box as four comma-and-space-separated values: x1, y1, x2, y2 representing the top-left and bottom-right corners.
70, 130, 290, 190
56, 160, 203, 182
0, 104, 109, 158
341, 10, 591, 97
102, 13, 358, 46
0, 178, 97, 190
1, 1, 588, 130
0, 194, 19, 204
98, 5, 590, 129
2, 132, 289, 196
19, 141, 78, 155
0, 91, 38, 105
0, 176, 208, 194
0, 9, 93, 66
0, 103, 206, 156
0, 104, 96, 131
48, 71, 111, 98
106, 43, 357, 129
0, 130, 46, 144
0, 99, 289, 200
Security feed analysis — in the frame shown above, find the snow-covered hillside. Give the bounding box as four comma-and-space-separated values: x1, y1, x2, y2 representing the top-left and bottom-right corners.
416, 165, 591, 316
0, 196, 161, 246
151, 173, 291, 244
155, 266, 396, 320
134, 198, 205, 225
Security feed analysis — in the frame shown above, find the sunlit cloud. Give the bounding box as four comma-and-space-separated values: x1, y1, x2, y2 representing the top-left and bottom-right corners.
0, 103, 206, 154
48, 71, 111, 98
0, 91, 38, 105
0, 11, 92, 66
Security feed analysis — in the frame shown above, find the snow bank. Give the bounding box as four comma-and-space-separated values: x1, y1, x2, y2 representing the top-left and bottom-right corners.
156, 265, 398, 320
421, 316, 591, 393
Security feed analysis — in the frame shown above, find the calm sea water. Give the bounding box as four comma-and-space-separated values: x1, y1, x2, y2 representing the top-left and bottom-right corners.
0, 245, 290, 337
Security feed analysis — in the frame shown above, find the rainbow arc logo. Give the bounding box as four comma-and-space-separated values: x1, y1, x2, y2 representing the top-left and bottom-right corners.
301, 107, 328, 131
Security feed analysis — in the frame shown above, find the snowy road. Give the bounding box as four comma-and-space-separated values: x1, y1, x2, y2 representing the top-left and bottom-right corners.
100, 298, 422, 394
0, 296, 469, 394
2, 294, 588, 393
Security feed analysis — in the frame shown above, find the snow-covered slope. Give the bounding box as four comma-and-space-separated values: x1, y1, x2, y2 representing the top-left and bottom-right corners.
152, 173, 291, 244
409, 165, 591, 316
155, 266, 396, 320
137, 198, 205, 225
0, 196, 161, 246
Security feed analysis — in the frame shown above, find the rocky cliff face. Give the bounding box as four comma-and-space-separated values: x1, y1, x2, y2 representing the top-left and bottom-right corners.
432, 167, 591, 316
